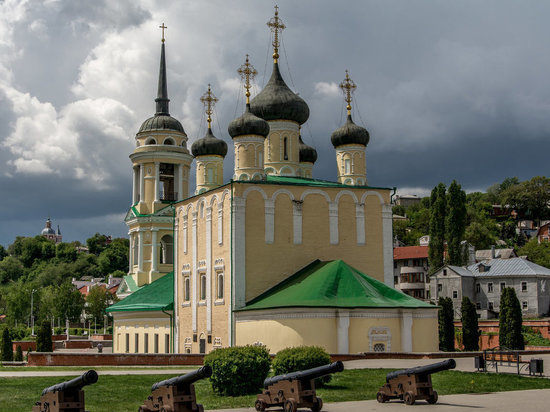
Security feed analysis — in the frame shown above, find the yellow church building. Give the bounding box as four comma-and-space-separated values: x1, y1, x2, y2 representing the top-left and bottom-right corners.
108, 8, 438, 355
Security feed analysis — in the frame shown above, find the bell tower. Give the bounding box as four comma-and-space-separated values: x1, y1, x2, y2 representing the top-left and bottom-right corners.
126, 25, 193, 287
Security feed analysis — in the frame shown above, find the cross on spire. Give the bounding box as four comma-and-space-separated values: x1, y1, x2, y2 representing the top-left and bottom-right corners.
237, 55, 257, 104
340, 70, 357, 115
200, 84, 218, 129
267, 5, 285, 63
159, 23, 167, 43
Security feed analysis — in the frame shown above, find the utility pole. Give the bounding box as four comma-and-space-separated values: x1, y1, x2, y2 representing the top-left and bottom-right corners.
30, 289, 36, 336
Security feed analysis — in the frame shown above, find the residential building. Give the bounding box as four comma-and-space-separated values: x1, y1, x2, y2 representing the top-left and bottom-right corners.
393, 246, 429, 300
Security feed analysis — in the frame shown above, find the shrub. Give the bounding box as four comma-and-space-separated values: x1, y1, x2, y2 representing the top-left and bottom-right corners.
14, 346, 23, 361
272, 346, 332, 385
10, 326, 31, 341
36, 321, 53, 352
2, 328, 13, 361
204, 345, 271, 396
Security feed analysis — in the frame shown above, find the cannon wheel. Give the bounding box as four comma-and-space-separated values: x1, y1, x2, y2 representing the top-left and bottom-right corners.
311, 396, 323, 412
427, 390, 438, 404
284, 398, 297, 412
376, 391, 387, 403
404, 391, 416, 405
255, 399, 267, 411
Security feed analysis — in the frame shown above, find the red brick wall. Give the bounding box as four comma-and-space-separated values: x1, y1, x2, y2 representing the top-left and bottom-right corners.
12, 341, 55, 352
63, 340, 93, 349
27, 353, 206, 367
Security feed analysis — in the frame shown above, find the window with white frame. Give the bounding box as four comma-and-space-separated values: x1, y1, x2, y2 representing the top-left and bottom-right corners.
476, 283, 480, 293
522, 301, 528, 310
500, 282, 506, 292
216, 272, 224, 300
183, 276, 190, 302
452, 290, 458, 299
200, 273, 207, 301
488, 283, 494, 293
437, 284, 442, 292
344, 158, 351, 174
521, 281, 527, 292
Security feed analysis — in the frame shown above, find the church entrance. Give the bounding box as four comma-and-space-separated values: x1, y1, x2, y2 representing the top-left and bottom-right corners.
199, 338, 206, 354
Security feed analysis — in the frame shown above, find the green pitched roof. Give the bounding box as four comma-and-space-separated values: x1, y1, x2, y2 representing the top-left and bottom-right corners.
238, 260, 433, 311
107, 272, 173, 313
121, 274, 142, 293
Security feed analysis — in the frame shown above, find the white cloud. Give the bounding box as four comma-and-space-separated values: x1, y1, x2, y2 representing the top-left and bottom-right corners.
314, 81, 340, 97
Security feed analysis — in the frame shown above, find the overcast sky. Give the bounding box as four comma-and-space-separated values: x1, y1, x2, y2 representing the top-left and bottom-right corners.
1, 0, 550, 247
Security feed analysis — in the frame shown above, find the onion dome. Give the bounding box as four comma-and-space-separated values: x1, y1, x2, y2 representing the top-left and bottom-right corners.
299, 134, 317, 163
41, 218, 55, 235
228, 104, 270, 138
138, 37, 185, 134
331, 114, 370, 148
191, 128, 228, 157
250, 63, 309, 124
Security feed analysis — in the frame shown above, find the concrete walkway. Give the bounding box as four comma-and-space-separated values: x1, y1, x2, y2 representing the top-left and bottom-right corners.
214, 389, 550, 411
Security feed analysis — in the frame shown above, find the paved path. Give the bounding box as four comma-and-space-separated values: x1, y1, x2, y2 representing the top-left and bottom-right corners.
213, 389, 550, 411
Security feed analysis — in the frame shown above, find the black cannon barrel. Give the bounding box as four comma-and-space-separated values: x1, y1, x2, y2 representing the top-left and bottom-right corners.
151, 365, 212, 392
386, 359, 456, 382
42, 370, 98, 395
263, 361, 344, 388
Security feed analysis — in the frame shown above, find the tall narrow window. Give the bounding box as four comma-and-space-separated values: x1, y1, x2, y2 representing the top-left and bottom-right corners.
160, 235, 173, 264
283, 137, 288, 160
134, 334, 139, 353
344, 158, 351, 174
165, 334, 170, 353
125, 334, 129, 353
217, 273, 224, 299
184, 276, 190, 302
200, 274, 207, 300
154, 334, 159, 354
144, 333, 149, 353
258, 151, 263, 167
132, 236, 139, 266
207, 167, 214, 183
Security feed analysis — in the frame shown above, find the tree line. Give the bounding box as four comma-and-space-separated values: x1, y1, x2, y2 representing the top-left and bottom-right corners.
0, 233, 128, 330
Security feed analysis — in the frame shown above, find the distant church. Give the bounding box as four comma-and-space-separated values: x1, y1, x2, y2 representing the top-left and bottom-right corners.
41, 218, 62, 244
108, 8, 437, 355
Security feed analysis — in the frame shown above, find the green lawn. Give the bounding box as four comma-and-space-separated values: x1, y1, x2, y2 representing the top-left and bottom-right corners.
2, 369, 550, 411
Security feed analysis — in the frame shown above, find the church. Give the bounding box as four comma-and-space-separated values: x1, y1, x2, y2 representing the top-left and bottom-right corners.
108, 8, 438, 355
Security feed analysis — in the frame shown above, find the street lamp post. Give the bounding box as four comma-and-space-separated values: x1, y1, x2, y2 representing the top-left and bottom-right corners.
30, 289, 36, 336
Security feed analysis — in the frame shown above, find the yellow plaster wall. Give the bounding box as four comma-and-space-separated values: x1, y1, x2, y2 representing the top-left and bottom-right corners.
238, 183, 389, 301
235, 318, 337, 353
412, 317, 439, 352
348, 317, 402, 353
112, 312, 171, 354
235, 139, 264, 179
175, 186, 232, 354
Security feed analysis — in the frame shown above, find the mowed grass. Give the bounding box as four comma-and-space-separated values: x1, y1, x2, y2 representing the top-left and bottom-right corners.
2, 369, 550, 411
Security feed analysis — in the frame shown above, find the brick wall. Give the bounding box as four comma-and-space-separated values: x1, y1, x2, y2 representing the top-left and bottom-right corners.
27, 353, 206, 367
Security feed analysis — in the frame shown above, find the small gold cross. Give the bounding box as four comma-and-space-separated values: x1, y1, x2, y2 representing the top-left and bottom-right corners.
159, 23, 167, 43
267, 5, 285, 62
237, 55, 257, 104
340, 70, 357, 113
200, 84, 219, 129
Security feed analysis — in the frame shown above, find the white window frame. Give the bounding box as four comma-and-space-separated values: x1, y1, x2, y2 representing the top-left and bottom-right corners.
215, 272, 225, 304
522, 301, 528, 310
521, 281, 527, 292
452, 290, 458, 299
488, 282, 494, 293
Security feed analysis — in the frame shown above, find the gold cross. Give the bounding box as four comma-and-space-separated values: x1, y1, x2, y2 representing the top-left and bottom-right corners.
159, 23, 167, 43
340, 70, 357, 114
200, 84, 218, 129
267, 5, 285, 62
237, 55, 257, 104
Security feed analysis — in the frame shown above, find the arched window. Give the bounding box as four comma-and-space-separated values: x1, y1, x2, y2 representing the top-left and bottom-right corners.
160, 235, 173, 264
258, 151, 263, 168
207, 166, 214, 183
132, 235, 139, 265
217, 273, 224, 299
183, 276, 190, 302
146, 138, 157, 145
163, 138, 174, 145
200, 273, 207, 300
283, 137, 288, 160
344, 158, 351, 175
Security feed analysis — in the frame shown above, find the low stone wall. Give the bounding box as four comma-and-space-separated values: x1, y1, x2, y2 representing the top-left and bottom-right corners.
27, 353, 206, 366
12, 341, 55, 352
63, 340, 93, 349
91, 334, 112, 341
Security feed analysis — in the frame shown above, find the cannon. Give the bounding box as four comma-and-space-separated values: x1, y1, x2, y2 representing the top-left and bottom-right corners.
32, 370, 98, 412
139, 365, 212, 412
376, 359, 456, 405
255, 361, 344, 412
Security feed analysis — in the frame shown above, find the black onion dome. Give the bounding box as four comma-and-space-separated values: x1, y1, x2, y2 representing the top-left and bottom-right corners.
191, 128, 228, 157
299, 135, 317, 163
139, 115, 185, 133
331, 114, 369, 148
249, 63, 309, 124
228, 104, 270, 138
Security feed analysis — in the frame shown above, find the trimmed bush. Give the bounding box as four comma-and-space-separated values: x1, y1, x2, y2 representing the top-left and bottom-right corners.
204, 345, 271, 396
36, 321, 53, 352
272, 346, 332, 385
2, 328, 13, 361
14, 346, 23, 362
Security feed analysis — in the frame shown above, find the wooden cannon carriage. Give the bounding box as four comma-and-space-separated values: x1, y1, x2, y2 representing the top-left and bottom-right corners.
376, 359, 456, 405
33, 370, 98, 412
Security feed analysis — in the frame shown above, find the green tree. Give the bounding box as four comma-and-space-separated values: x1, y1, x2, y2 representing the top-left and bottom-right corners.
86, 286, 112, 324
55, 243, 77, 263
2, 328, 13, 361
429, 183, 446, 272
0, 245, 7, 260
499, 288, 511, 348
86, 233, 110, 256
460, 297, 479, 351
38, 286, 57, 323
506, 288, 525, 350
98, 238, 129, 275
14, 345, 23, 361
36, 320, 53, 352
518, 238, 550, 269
447, 181, 467, 265
4, 282, 32, 326
438, 297, 455, 352
0, 256, 26, 284
54, 282, 85, 323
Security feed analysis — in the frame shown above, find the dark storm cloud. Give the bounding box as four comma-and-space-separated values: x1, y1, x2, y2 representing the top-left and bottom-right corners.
2, 0, 550, 246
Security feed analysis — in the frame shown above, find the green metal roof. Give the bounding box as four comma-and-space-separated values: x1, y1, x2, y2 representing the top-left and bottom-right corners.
122, 275, 142, 293
238, 175, 392, 191
107, 272, 173, 313
238, 260, 434, 311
